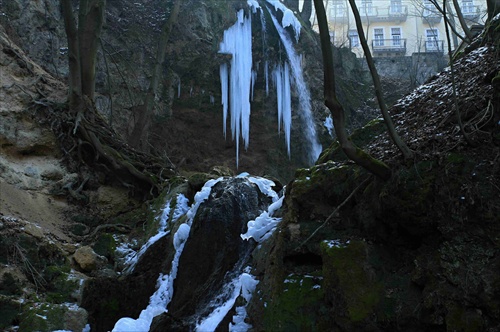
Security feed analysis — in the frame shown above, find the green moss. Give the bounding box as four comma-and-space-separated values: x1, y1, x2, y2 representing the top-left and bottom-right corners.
321, 240, 382, 322
43, 265, 78, 304
291, 162, 360, 204
93, 233, 117, 261
263, 274, 325, 331
317, 118, 385, 164
69, 223, 88, 236
0, 296, 21, 329
0, 273, 22, 296
19, 303, 66, 332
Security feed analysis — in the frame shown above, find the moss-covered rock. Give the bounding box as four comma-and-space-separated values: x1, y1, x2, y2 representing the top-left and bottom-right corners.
317, 117, 385, 164
321, 240, 382, 323
93, 233, 117, 262
0, 296, 21, 330
263, 273, 326, 331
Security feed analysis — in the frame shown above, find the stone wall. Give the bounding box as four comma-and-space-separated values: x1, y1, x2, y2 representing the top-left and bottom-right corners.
360, 53, 448, 87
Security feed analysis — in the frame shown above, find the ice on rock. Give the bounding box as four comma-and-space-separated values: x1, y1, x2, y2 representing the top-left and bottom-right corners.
265, 0, 302, 41
324, 115, 334, 137
241, 195, 284, 243
112, 178, 222, 332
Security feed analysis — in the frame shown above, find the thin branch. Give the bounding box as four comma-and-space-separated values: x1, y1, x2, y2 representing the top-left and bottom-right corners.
295, 175, 372, 251
348, 0, 413, 160
443, 0, 474, 145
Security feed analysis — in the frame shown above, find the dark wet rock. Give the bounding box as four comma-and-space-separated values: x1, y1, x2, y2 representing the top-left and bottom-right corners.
81, 232, 172, 332
153, 177, 273, 330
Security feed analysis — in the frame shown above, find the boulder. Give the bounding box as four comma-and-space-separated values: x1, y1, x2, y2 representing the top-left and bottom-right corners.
73, 246, 106, 272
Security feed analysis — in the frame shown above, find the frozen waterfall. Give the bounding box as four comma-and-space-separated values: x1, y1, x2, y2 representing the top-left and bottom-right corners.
219, 1, 322, 166
267, 8, 322, 164
112, 178, 223, 332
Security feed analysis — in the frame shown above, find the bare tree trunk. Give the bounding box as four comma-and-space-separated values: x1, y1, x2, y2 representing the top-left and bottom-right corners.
128, 0, 181, 149
78, 0, 105, 101
428, 0, 468, 44
452, 0, 473, 41
487, 0, 500, 21
60, 0, 82, 108
301, 0, 313, 25
58, 0, 175, 196
443, 0, 473, 145
348, 0, 413, 160
313, 0, 391, 180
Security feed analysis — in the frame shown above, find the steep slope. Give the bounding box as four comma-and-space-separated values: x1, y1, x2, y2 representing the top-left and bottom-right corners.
248, 26, 500, 331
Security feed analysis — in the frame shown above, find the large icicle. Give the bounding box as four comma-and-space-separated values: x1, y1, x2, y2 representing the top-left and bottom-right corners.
272, 63, 292, 156
219, 10, 253, 167
267, 9, 322, 164
220, 63, 229, 138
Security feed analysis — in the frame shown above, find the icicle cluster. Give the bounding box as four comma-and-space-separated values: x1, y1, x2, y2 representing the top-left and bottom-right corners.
219, 0, 322, 166
267, 9, 322, 164
273, 63, 292, 156
219, 10, 253, 167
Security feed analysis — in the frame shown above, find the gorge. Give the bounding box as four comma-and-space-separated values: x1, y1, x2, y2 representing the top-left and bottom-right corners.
0, 0, 499, 331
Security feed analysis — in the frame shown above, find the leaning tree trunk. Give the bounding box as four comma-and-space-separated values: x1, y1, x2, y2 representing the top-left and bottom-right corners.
78, 0, 105, 102
313, 0, 391, 180
348, 0, 413, 160
451, 0, 474, 42
487, 0, 500, 21
301, 0, 313, 25
128, 0, 181, 150
60, 0, 82, 108
59, 0, 176, 197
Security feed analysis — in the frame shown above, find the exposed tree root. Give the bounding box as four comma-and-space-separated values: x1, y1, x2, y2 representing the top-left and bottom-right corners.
33, 95, 177, 199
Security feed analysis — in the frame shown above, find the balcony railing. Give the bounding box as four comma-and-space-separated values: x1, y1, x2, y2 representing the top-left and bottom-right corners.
461, 5, 480, 20
372, 38, 407, 54
358, 5, 409, 22
329, 5, 409, 23
425, 40, 444, 53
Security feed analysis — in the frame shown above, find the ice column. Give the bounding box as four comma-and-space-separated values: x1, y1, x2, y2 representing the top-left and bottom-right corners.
273, 63, 292, 156
219, 10, 253, 167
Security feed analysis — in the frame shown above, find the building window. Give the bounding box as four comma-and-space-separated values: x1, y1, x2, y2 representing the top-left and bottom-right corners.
330, 0, 346, 16
348, 30, 360, 47
361, 0, 373, 15
423, 0, 436, 16
374, 28, 384, 46
391, 27, 402, 46
330, 31, 335, 43
426, 28, 439, 50
461, 0, 474, 13
390, 0, 403, 13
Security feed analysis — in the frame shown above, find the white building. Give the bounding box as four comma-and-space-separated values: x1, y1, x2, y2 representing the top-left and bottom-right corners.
309, 0, 488, 57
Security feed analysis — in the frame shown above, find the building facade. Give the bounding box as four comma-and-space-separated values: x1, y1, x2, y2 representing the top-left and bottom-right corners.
309, 0, 487, 58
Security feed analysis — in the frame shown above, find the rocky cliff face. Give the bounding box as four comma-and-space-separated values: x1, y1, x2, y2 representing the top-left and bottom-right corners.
1, 0, 373, 182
